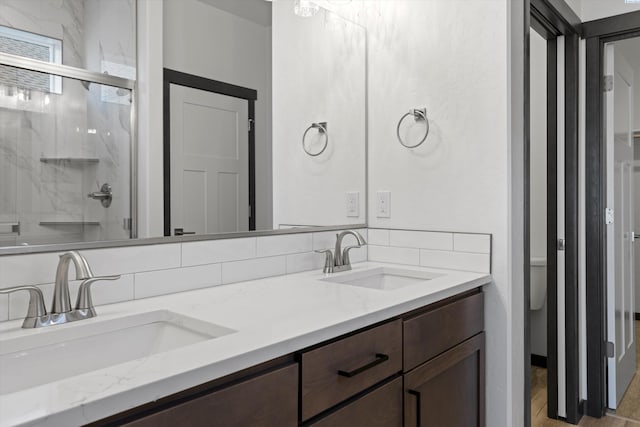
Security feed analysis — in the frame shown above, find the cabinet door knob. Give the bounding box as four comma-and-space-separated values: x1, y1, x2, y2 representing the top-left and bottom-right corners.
337, 353, 389, 378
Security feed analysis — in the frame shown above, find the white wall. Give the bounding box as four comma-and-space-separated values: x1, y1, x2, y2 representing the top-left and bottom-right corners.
163, 0, 273, 231
272, 0, 366, 228
332, 1, 519, 425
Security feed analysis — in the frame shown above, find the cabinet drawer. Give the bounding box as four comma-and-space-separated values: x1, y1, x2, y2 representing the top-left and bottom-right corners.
309, 377, 403, 427
404, 291, 483, 371
123, 364, 298, 427
301, 320, 402, 421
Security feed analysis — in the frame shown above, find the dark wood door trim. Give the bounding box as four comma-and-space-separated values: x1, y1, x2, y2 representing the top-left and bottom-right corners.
163, 68, 258, 236
528, 0, 582, 424
583, 13, 640, 418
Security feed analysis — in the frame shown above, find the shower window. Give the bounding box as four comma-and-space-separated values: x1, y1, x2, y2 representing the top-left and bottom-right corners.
0, 26, 62, 94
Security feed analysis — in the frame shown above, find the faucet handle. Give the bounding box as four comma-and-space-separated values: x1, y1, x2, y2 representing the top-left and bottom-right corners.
75, 275, 120, 314
314, 250, 334, 274
341, 245, 362, 266
0, 286, 47, 319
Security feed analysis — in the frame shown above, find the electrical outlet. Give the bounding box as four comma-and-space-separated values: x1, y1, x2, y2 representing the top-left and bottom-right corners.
377, 191, 391, 218
346, 192, 360, 217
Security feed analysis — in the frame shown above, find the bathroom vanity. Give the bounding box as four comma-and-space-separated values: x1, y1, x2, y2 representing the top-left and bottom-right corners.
0, 262, 490, 427
94, 286, 484, 426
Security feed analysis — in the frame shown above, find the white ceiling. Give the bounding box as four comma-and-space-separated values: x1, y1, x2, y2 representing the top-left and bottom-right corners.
197, 0, 272, 27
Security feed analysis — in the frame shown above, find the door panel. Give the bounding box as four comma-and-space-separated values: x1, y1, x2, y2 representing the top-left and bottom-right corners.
170, 84, 249, 235
605, 43, 637, 409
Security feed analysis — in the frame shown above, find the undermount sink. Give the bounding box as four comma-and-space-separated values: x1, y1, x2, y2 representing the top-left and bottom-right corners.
0, 310, 235, 395
321, 267, 444, 291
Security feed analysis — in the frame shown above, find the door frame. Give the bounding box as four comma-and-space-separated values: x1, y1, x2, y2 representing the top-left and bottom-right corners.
163, 68, 258, 236
583, 10, 640, 418
527, 0, 581, 424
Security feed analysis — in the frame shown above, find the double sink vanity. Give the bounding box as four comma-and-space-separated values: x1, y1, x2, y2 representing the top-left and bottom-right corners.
0, 238, 490, 427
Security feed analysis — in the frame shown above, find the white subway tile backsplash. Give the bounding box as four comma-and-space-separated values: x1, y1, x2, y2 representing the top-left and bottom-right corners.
312, 229, 367, 251
69, 275, 135, 307
221, 256, 287, 284
257, 234, 312, 257
367, 229, 390, 246
368, 245, 420, 265
0, 294, 8, 321
312, 231, 336, 250
0, 228, 492, 325
286, 252, 324, 274
348, 245, 368, 264
0, 252, 62, 287
182, 238, 256, 267
389, 230, 453, 251
135, 264, 221, 299
453, 234, 491, 254
420, 249, 490, 273
83, 244, 182, 275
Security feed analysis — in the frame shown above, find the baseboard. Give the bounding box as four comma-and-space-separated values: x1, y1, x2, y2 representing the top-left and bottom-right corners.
531, 354, 548, 368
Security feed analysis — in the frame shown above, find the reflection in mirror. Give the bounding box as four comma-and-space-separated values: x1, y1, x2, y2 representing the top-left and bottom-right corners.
164, 0, 366, 236
0, 0, 366, 250
0, 0, 136, 248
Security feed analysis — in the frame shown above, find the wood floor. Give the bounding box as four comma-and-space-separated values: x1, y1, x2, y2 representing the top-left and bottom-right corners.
616, 320, 640, 420
531, 320, 640, 427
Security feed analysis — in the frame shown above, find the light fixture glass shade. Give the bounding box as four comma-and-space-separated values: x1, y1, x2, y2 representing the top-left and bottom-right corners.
294, 0, 320, 17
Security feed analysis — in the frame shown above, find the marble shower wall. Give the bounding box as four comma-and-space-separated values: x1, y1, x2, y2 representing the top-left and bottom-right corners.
0, 0, 135, 246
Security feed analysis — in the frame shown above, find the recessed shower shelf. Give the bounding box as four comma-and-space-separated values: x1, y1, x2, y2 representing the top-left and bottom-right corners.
39, 157, 100, 164
39, 221, 101, 226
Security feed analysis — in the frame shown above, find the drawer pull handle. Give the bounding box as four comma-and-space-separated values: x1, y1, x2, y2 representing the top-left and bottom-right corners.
338, 353, 389, 378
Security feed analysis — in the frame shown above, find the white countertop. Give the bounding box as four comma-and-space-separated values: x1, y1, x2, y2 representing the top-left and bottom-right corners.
0, 262, 491, 427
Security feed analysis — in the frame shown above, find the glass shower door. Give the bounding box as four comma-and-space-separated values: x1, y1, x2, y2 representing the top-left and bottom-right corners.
0, 107, 19, 246
0, 64, 133, 247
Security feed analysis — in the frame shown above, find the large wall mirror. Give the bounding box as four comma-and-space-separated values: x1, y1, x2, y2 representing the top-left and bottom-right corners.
163, 0, 366, 237
0, 0, 366, 251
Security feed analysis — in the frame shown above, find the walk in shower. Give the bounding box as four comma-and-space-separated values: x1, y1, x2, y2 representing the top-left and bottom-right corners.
0, 0, 136, 247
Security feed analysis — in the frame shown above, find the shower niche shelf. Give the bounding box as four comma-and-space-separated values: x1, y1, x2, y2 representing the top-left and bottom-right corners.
39, 157, 100, 164
39, 221, 101, 226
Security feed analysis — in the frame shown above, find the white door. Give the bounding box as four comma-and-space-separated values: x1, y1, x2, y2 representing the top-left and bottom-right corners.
170, 84, 249, 235
605, 43, 637, 409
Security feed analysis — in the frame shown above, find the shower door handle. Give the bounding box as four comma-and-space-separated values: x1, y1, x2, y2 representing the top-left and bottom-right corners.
0, 222, 20, 235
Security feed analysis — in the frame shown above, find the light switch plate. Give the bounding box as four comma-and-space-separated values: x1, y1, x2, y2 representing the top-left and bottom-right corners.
346, 192, 359, 217
376, 191, 391, 218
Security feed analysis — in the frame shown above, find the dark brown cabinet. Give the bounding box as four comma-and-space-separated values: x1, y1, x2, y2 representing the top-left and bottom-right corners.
404, 333, 485, 427
309, 377, 403, 427
94, 289, 484, 427
120, 364, 298, 427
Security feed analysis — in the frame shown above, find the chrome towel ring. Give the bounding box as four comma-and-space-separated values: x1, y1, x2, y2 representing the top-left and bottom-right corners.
302, 122, 329, 156
397, 108, 429, 148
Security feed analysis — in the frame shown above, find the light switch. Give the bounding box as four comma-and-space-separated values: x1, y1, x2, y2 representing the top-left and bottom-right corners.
376, 191, 391, 218
346, 192, 360, 217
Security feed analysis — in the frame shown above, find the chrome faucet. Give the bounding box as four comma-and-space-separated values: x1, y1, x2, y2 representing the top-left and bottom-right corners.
315, 230, 367, 274
0, 251, 120, 328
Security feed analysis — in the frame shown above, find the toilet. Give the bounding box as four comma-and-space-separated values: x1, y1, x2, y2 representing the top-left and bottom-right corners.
530, 257, 547, 310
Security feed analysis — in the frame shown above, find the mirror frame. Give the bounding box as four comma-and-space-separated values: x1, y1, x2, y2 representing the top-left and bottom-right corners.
0, 224, 367, 255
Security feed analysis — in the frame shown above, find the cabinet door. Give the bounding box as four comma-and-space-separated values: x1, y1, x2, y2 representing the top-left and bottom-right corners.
123, 364, 298, 427
404, 333, 485, 427
310, 378, 403, 427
